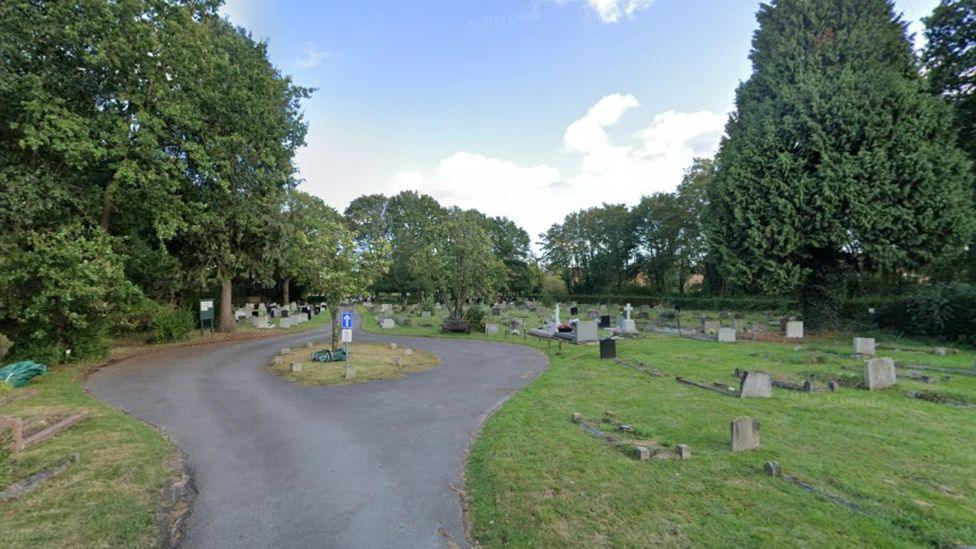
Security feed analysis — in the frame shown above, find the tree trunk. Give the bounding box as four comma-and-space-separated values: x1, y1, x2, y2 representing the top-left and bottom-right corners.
283, 278, 290, 306
100, 188, 113, 231
800, 250, 844, 332
330, 303, 340, 350
219, 272, 234, 333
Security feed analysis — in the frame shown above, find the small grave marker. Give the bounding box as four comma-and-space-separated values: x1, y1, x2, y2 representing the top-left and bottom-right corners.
718, 327, 736, 343
785, 321, 804, 339
731, 417, 760, 452
853, 337, 876, 356
739, 371, 772, 398
864, 357, 896, 390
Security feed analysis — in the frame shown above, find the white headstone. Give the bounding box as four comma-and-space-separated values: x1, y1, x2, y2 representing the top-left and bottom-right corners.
865, 357, 896, 390
739, 371, 772, 398
853, 337, 876, 356
718, 327, 736, 343
554, 303, 561, 325
785, 321, 804, 339
381, 318, 395, 329
485, 323, 499, 335
624, 303, 633, 320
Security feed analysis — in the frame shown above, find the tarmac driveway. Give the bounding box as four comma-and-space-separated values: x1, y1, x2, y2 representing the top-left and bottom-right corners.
87, 312, 547, 548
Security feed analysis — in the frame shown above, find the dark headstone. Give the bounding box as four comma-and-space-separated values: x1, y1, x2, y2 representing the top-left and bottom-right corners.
599, 338, 616, 360
570, 306, 579, 316
599, 315, 611, 328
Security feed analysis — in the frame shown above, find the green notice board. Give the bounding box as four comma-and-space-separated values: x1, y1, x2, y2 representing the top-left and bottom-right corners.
200, 299, 215, 334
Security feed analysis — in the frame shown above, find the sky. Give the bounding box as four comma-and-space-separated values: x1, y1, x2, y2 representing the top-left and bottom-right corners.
221, 0, 940, 246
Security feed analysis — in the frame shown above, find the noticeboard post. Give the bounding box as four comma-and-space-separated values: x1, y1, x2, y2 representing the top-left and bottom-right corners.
199, 299, 215, 335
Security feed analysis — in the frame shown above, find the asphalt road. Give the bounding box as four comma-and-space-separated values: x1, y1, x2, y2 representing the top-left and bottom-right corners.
86, 311, 547, 548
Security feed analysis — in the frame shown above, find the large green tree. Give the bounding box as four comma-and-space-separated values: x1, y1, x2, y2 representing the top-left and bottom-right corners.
285, 192, 389, 348
633, 158, 712, 293
167, 16, 310, 331
924, 0, 976, 281
418, 210, 505, 321
708, 0, 973, 328
377, 191, 445, 302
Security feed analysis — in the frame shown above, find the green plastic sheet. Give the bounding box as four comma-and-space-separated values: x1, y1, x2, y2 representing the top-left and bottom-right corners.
0, 361, 47, 388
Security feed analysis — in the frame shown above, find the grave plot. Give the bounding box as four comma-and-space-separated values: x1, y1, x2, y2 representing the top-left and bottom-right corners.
570, 410, 691, 461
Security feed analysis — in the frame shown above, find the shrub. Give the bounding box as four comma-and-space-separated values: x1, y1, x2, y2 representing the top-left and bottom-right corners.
464, 306, 487, 333
876, 284, 976, 343
151, 306, 195, 343
0, 226, 139, 362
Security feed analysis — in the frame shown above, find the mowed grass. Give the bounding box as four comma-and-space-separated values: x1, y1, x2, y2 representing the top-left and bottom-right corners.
360, 306, 976, 547
0, 363, 175, 548
269, 341, 440, 385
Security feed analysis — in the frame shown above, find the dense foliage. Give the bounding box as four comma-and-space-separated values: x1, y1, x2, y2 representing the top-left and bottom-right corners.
0, 0, 308, 357
708, 0, 973, 329
924, 0, 976, 283
541, 160, 711, 295
876, 283, 976, 343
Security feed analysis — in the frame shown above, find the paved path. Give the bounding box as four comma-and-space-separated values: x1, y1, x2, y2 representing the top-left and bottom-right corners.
87, 312, 547, 549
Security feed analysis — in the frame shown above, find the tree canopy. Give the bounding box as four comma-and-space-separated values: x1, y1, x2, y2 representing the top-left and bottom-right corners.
707, 0, 973, 327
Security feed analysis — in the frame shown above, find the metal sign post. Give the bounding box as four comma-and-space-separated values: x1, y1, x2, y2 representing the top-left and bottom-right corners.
341, 312, 354, 378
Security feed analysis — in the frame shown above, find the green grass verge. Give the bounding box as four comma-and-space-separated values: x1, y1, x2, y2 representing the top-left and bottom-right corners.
360, 305, 976, 547
0, 361, 175, 548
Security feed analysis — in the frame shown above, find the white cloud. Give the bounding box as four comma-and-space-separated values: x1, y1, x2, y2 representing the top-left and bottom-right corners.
378, 94, 727, 246
552, 0, 655, 23
295, 42, 331, 70
387, 153, 562, 240
564, 93, 640, 153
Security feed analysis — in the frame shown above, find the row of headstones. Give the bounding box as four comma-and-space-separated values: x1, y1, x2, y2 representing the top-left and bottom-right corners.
245, 303, 324, 329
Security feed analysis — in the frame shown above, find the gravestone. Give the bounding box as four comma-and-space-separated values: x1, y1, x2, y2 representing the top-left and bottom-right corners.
421, 311, 432, 318
718, 327, 736, 343
785, 321, 804, 339
599, 337, 616, 359
290, 363, 302, 373
381, 318, 395, 329
854, 337, 876, 356
574, 320, 599, 343
739, 371, 772, 398
731, 417, 760, 452
701, 320, 721, 334
485, 323, 499, 335
619, 303, 638, 335
676, 444, 691, 460
599, 315, 611, 328
491, 306, 501, 316
864, 357, 896, 390
569, 306, 579, 316
587, 309, 598, 320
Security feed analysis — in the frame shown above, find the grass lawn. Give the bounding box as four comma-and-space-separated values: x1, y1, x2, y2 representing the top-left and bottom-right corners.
0, 360, 176, 548
269, 341, 440, 385
0, 310, 334, 548
360, 305, 976, 547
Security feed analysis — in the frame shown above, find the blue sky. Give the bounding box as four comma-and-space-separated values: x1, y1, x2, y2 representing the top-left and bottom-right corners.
222, 0, 939, 242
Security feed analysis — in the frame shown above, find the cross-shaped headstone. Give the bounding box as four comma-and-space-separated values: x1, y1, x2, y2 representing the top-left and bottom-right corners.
624, 303, 633, 320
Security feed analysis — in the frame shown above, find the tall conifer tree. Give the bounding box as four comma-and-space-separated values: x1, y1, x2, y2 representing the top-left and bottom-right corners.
708, 0, 973, 328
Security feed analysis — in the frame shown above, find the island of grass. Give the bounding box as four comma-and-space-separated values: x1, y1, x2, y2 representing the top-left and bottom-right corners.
270, 342, 440, 385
